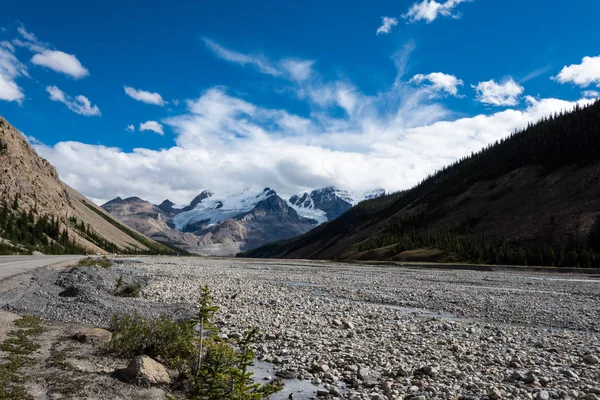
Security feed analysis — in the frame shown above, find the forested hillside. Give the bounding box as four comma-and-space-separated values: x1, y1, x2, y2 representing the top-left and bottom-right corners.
243, 100, 600, 267
0, 116, 179, 255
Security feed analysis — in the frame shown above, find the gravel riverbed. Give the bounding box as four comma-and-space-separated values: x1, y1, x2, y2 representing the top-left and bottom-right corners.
2, 256, 600, 400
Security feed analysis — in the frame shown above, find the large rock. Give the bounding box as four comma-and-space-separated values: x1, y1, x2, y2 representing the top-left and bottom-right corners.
75, 328, 112, 345
119, 355, 172, 386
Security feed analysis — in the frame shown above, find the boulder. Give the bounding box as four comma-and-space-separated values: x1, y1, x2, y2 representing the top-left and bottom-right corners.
584, 354, 600, 364
119, 355, 172, 387
75, 328, 112, 345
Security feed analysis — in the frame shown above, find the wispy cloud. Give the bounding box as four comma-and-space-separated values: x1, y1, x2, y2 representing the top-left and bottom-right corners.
46, 85, 101, 116
519, 65, 552, 83
203, 38, 282, 77
376, 17, 399, 35
472, 78, 524, 106
126, 124, 135, 132
403, 0, 472, 23
124, 86, 166, 106
203, 38, 314, 81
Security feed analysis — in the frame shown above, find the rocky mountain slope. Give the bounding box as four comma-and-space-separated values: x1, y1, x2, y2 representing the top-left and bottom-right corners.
243, 100, 600, 268
101, 197, 201, 254
0, 116, 175, 255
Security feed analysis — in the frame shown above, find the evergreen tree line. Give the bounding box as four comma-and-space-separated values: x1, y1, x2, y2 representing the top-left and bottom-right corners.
0, 194, 87, 254
0, 191, 184, 255
359, 215, 600, 268
68, 215, 120, 254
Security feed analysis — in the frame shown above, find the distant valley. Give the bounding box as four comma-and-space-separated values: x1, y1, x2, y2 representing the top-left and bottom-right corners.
101, 187, 384, 255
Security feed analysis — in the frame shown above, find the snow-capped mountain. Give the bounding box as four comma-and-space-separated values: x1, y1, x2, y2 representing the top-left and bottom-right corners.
289, 186, 385, 222
102, 186, 385, 256
172, 188, 279, 232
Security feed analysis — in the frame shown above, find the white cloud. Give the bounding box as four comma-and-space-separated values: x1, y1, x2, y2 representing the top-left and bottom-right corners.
410, 72, 463, 96
31, 50, 89, 79
140, 121, 164, 135
45, 85, 101, 116
34, 81, 592, 205
0, 43, 29, 103
553, 55, 600, 87
11, 25, 90, 79
376, 17, 399, 35
403, 0, 471, 23
472, 78, 524, 106
124, 86, 166, 106
126, 124, 135, 132
582, 90, 599, 99
27, 43, 593, 206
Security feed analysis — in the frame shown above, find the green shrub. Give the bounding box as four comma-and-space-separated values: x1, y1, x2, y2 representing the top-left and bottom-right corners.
116, 282, 141, 298
110, 314, 197, 375
109, 286, 281, 399
77, 256, 111, 269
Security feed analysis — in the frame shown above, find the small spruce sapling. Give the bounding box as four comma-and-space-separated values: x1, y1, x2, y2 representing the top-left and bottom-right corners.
194, 285, 220, 375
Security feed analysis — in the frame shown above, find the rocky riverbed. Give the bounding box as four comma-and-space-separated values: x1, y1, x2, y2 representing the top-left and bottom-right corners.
2, 256, 600, 399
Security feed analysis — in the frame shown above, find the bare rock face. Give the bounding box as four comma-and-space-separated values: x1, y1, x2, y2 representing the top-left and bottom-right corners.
119, 355, 172, 387
75, 327, 112, 345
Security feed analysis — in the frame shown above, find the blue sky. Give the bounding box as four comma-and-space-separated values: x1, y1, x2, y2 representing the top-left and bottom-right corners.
0, 0, 599, 204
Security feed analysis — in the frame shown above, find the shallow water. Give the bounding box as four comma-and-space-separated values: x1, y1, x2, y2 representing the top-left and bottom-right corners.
249, 359, 323, 400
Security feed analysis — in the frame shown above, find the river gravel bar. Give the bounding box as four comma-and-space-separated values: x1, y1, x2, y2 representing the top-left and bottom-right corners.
2, 256, 600, 400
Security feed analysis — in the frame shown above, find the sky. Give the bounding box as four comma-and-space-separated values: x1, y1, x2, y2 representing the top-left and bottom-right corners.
0, 0, 599, 205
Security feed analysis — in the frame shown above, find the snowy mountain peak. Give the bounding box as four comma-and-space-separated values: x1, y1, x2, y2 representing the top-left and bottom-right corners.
171, 187, 278, 232
289, 186, 386, 223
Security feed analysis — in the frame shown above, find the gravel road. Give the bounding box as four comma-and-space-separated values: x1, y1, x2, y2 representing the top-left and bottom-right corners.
1, 256, 600, 399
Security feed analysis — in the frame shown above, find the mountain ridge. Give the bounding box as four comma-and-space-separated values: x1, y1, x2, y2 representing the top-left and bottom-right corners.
242, 100, 600, 268
101, 186, 385, 255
